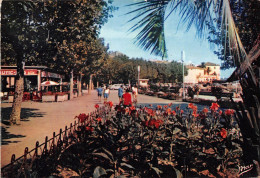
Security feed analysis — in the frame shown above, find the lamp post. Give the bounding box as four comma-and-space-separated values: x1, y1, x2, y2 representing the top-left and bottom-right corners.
181, 51, 185, 100
137, 65, 140, 88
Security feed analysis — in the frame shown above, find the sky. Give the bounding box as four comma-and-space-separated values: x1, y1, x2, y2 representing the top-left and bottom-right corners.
100, 0, 235, 78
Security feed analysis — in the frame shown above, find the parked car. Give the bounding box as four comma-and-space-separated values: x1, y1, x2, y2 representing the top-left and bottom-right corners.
165, 87, 180, 100
110, 84, 123, 90
157, 91, 166, 98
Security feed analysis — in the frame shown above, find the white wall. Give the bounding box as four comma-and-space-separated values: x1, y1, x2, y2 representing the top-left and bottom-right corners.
184, 68, 204, 83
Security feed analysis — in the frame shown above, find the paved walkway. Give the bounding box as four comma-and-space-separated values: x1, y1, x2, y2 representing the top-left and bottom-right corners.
1, 90, 181, 167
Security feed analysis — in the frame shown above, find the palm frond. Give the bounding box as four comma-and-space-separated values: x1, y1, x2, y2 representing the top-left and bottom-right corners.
217, 0, 247, 66
127, 0, 169, 58
127, 0, 248, 66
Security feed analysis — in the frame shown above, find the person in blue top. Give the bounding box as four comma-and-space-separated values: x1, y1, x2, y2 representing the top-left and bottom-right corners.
118, 85, 124, 103
96, 86, 103, 102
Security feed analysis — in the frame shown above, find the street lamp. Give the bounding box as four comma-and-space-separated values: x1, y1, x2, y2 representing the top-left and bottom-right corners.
181, 51, 185, 100
137, 65, 140, 88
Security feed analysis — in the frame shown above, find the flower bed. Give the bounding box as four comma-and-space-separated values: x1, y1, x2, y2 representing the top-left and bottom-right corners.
8, 102, 257, 177
49, 102, 258, 177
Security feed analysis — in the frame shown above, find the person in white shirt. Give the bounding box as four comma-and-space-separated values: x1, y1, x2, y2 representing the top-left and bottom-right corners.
103, 85, 110, 102
131, 85, 138, 104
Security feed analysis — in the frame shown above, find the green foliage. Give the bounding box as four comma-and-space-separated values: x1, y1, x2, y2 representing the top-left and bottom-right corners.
94, 53, 186, 85
127, 1, 168, 58
53, 103, 245, 177
1, 0, 116, 75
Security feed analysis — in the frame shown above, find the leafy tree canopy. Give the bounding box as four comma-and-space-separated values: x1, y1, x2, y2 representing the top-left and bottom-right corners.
1, 0, 117, 75
93, 52, 186, 85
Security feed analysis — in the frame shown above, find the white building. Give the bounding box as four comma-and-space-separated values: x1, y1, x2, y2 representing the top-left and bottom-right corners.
138, 79, 149, 88
184, 62, 220, 84
184, 66, 204, 84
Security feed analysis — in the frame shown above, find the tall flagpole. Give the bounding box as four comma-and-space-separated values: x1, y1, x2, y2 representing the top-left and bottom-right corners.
181, 51, 185, 100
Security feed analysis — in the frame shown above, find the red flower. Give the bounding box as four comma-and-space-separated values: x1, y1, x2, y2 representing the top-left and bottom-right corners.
78, 113, 88, 123
165, 108, 171, 115
192, 110, 198, 117
168, 103, 173, 107
148, 119, 163, 129
188, 103, 194, 109
108, 101, 113, 108
130, 106, 136, 111
157, 105, 162, 109
154, 122, 160, 129
210, 103, 220, 111
157, 119, 163, 124
202, 108, 208, 114
220, 128, 227, 139
180, 110, 184, 114
149, 119, 156, 126
146, 108, 155, 116
155, 120, 163, 128
225, 109, 235, 116
96, 117, 102, 122
172, 110, 176, 116
85, 126, 93, 132
219, 110, 223, 115
95, 104, 99, 109
163, 105, 168, 109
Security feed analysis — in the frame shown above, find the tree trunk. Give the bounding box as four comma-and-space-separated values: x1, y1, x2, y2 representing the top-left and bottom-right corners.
238, 68, 260, 162
78, 74, 82, 96
88, 74, 93, 94
10, 61, 24, 125
70, 69, 73, 100
230, 60, 260, 163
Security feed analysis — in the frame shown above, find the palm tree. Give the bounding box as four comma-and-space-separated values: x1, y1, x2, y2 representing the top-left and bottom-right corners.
127, 0, 260, 166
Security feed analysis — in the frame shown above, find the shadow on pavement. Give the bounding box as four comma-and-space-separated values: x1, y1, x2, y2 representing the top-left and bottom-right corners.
1, 127, 26, 145
1, 107, 46, 145
1, 107, 46, 125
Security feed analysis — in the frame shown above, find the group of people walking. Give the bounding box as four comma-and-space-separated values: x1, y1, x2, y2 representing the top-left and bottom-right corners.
96, 85, 110, 102
96, 84, 138, 107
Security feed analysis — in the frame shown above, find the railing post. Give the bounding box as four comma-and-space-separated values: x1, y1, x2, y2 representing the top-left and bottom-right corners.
43, 136, 48, 155
58, 129, 62, 146
53, 132, 56, 143
23, 147, 29, 163
52, 132, 56, 152
35, 141, 39, 156
64, 126, 68, 146
59, 129, 62, 140
11, 154, 15, 164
